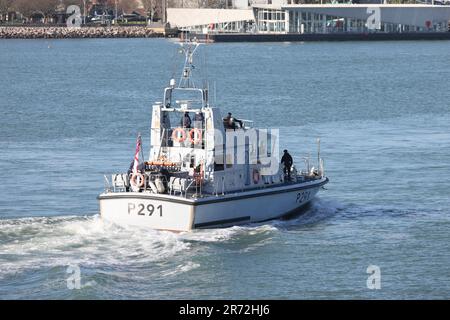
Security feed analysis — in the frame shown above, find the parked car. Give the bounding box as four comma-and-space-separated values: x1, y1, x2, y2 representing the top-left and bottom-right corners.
116, 13, 146, 23
90, 14, 113, 25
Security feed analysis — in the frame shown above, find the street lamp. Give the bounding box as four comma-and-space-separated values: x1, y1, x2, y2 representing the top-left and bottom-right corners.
162, 0, 167, 24
83, 0, 86, 25
115, 0, 118, 22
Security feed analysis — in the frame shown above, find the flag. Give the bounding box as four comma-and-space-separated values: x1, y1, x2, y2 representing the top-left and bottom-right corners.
132, 134, 142, 174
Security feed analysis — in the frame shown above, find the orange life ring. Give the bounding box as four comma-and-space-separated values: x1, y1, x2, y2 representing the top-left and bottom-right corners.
172, 128, 186, 143
253, 169, 260, 184
130, 172, 145, 189
188, 128, 202, 145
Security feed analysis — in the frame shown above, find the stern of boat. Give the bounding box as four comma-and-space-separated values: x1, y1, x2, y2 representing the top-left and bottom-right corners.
98, 193, 195, 232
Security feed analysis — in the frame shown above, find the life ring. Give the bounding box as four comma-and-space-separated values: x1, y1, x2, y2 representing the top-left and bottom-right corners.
188, 128, 202, 145
130, 172, 145, 190
172, 128, 186, 143
253, 169, 260, 184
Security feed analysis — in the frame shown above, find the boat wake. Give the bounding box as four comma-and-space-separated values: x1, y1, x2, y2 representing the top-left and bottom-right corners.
0, 215, 190, 279
0, 198, 342, 279
271, 197, 344, 229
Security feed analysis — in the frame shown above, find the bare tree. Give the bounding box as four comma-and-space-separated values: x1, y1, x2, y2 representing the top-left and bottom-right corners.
0, 0, 14, 15
118, 0, 139, 14
12, 0, 38, 19
141, 0, 158, 18
13, 0, 59, 21
40, 0, 60, 20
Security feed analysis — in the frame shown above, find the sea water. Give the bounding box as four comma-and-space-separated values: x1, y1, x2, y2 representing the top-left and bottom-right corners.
0, 39, 449, 299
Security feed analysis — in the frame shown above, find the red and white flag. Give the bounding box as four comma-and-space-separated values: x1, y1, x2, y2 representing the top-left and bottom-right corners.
132, 134, 142, 174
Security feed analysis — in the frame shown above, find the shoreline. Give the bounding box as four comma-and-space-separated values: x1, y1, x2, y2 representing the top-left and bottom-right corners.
192, 32, 450, 42
0, 26, 178, 39
3, 26, 450, 41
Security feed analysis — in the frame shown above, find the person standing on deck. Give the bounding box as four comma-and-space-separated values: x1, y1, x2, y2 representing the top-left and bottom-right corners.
224, 112, 243, 130
180, 112, 192, 128
281, 149, 293, 180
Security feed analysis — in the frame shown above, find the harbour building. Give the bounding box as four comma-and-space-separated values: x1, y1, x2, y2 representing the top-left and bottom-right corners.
167, 1, 450, 35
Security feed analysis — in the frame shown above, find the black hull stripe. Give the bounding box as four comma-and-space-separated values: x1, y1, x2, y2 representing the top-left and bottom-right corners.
195, 200, 313, 229
194, 216, 251, 228
98, 177, 329, 206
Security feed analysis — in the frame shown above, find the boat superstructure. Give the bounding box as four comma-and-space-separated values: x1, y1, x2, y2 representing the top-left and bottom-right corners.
98, 40, 328, 232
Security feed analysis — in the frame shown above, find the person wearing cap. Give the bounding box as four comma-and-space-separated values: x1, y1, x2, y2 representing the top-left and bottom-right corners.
224, 112, 243, 130
281, 149, 293, 180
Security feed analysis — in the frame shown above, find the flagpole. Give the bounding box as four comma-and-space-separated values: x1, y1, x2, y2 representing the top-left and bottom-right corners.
139, 133, 145, 167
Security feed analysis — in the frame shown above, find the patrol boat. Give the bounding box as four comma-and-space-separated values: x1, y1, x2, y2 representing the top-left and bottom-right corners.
98, 40, 329, 232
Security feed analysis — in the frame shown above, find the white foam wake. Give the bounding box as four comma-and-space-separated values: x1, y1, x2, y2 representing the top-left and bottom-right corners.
0, 215, 189, 278
0, 199, 340, 278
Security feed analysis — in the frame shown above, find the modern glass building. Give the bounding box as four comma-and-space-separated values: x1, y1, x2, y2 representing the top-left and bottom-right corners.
254, 3, 450, 34
167, 2, 450, 34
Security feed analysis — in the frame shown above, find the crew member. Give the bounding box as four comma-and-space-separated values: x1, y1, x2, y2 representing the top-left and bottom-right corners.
281, 149, 293, 180
224, 112, 243, 130
180, 112, 192, 128
127, 160, 145, 176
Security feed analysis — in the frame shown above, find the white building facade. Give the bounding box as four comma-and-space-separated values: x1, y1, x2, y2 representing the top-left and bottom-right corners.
167, 2, 450, 34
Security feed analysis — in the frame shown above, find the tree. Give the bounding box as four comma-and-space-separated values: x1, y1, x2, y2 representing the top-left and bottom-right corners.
118, 0, 139, 14
0, 0, 13, 15
141, 0, 158, 18
39, 0, 60, 21
13, 0, 59, 22
12, 0, 37, 19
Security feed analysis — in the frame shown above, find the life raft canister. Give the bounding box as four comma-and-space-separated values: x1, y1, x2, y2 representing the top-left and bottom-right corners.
188, 128, 202, 145
172, 127, 186, 143
253, 169, 260, 184
130, 172, 145, 190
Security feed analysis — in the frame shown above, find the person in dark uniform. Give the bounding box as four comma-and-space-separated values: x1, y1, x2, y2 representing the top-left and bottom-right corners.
127, 160, 145, 176
180, 112, 191, 128
281, 149, 293, 180
224, 112, 243, 130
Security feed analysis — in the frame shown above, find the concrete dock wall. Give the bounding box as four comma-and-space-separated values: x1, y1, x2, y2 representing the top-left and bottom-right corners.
191, 32, 450, 42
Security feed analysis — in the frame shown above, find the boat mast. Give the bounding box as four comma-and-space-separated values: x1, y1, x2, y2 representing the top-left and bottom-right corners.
178, 39, 200, 89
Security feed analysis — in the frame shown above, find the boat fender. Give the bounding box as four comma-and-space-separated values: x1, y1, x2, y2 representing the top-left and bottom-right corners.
253, 169, 260, 184
149, 181, 158, 193
155, 178, 165, 193
172, 128, 186, 143
130, 172, 145, 191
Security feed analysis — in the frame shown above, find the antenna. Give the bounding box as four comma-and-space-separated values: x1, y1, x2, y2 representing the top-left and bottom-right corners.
178, 38, 201, 89
317, 138, 321, 174
214, 81, 217, 106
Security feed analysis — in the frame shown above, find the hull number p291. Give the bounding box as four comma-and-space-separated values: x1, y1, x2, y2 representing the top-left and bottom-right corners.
128, 203, 163, 217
